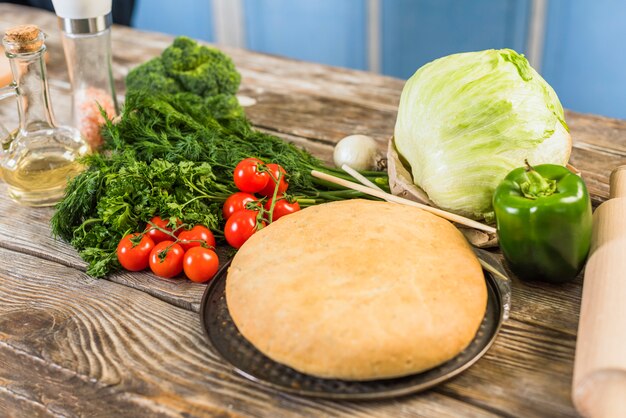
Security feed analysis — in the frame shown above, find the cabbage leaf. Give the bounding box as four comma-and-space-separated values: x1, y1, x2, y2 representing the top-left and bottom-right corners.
394, 49, 571, 220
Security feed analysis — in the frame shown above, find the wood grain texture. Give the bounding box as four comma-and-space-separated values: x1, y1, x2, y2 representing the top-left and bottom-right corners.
1, 3, 625, 417
0, 245, 579, 417
0, 183, 209, 312
0, 247, 503, 418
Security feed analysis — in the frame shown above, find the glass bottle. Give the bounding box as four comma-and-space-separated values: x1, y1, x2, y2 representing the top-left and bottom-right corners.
53, 0, 119, 148
0, 25, 89, 207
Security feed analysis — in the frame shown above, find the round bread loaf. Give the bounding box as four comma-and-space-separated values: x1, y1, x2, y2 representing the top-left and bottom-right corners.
226, 199, 487, 381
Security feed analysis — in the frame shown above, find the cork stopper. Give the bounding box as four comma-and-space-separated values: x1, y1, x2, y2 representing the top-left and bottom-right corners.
3, 25, 45, 54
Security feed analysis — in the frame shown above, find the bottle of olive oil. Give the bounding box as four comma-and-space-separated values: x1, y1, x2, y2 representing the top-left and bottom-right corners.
0, 25, 89, 206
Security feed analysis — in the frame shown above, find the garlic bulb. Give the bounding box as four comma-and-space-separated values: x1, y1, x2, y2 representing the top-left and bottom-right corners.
333, 135, 382, 171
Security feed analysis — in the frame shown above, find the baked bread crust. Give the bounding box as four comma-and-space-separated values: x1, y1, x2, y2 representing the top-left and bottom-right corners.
226, 199, 487, 381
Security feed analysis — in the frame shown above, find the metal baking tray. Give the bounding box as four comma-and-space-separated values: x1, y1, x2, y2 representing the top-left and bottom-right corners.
200, 259, 507, 400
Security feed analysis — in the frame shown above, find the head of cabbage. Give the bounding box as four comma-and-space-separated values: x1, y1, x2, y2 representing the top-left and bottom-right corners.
394, 49, 571, 221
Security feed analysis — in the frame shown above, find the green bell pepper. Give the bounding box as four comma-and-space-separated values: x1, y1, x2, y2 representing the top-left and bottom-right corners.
493, 162, 592, 283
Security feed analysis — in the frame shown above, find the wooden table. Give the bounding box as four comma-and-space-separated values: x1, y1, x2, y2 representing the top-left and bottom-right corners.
1, 4, 625, 417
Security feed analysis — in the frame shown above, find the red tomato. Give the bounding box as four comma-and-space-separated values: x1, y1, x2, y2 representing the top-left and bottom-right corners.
259, 163, 288, 197
145, 216, 182, 243
117, 233, 155, 271
178, 225, 216, 252
265, 197, 301, 221
224, 210, 265, 249
183, 247, 220, 283
222, 192, 258, 220
149, 240, 184, 278
233, 158, 269, 193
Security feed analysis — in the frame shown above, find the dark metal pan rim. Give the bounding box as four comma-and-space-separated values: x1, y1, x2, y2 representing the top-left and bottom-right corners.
200, 259, 504, 401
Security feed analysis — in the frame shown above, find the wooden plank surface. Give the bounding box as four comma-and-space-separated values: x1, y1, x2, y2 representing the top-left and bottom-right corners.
0, 248, 506, 418
1, 4, 625, 417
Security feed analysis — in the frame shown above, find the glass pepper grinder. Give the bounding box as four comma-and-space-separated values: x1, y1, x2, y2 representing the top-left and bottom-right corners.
0, 25, 89, 207
52, 0, 119, 148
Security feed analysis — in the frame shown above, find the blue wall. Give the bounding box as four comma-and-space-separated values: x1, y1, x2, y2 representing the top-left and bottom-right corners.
244, 0, 368, 70
130, 0, 626, 120
133, 0, 215, 42
542, 0, 626, 119
382, 0, 530, 79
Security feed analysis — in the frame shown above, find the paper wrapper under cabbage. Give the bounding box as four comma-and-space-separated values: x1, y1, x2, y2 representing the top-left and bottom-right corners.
386, 137, 499, 248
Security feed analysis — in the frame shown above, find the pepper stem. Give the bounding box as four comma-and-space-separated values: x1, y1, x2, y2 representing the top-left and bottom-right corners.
520, 160, 557, 199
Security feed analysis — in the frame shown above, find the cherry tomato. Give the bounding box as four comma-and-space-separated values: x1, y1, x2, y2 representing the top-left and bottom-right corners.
183, 247, 220, 283
117, 233, 155, 271
259, 163, 288, 197
265, 197, 301, 221
149, 240, 184, 278
233, 158, 269, 193
224, 210, 265, 249
222, 192, 258, 220
145, 216, 182, 243
178, 225, 216, 252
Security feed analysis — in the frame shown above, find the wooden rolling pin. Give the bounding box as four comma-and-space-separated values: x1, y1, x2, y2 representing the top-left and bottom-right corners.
573, 166, 626, 418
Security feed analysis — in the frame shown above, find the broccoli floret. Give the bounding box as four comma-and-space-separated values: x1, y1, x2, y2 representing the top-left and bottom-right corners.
204, 94, 245, 121
161, 37, 241, 97
165, 92, 247, 130
125, 58, 181, 95
125, 37, 241, 98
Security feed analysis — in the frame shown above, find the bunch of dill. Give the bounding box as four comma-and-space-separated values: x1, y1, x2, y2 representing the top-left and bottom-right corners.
51, 37, 386, 277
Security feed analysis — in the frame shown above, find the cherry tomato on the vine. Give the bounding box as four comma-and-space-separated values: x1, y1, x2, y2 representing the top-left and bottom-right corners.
178, 225, 216, 252
233, 158, 269, 193
259, 163, 288, 197
183, 247, 220, 283
117, 233, 155, 271
145, 216, 182, 243
149, 240, 184, 278
265, 197, 301, 221
224, 210, 265, 249
222, 192, 258, 220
